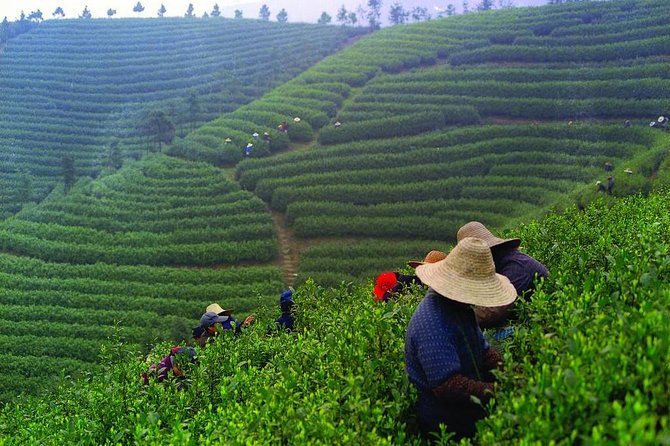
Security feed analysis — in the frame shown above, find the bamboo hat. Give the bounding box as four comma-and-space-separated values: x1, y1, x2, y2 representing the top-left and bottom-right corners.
415, 237, 517, 307
457, 221, 520, 251
407, 250, 448, 269
206, 303, 234, 316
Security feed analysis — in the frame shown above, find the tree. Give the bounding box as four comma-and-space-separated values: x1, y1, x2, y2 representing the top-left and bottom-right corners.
107, 8, 116, 18
185, 4, 195, 17
463, 1, 470, 13
15, 170, 33, 204
107, 140, 123, 170
348, 12, 358, 26
234, 9, 243, 19
211, 4, 221, 17
53, 7, 65, 18
62, 155, 76, 194
79, 6, 92, 19
138, 110, 175, 152
186, 92, 201, 132
411, 6, 431, 22
202, 12, 209, 18
498, 0, 515, 7
477, 0, 495, 10
276, 8, 288, 23
158, 4, 166, 17
27, 10, 43, 22
259, 4, 271, 21
317, 12, 332, 24
336, 5, 348, 24
0, 17, 9, 42
365, 0, 382, 29
388, 3, 408, 25
446, 4, 457, 16
133, 2, 145, 14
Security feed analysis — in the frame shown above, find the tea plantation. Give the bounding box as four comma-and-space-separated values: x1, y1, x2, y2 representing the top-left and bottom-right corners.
232, 0, 670, 286
0, 17, 357, 217
0, 0, 669, 438
0, 189, 668, 444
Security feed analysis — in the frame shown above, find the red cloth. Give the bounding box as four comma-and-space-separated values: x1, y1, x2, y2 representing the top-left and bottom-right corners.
374, 272, 397, 300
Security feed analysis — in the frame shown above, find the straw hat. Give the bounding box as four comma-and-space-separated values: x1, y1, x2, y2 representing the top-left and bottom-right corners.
408, 250, 448, 268
206, 303, 234, 316
415, 237, 517, 307
457, 221, 520, 251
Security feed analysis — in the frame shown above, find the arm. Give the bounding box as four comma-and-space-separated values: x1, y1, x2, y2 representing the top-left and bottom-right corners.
432, 373, 494, 404
482, 347, 503, 372
474, 304, 513, 328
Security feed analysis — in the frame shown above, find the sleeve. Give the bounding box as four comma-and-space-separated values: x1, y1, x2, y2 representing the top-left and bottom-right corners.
433, 373, 494, 404
412, 317, 462, 388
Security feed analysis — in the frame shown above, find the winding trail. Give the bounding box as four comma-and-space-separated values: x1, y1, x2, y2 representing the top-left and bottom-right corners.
270, 210, 300, 287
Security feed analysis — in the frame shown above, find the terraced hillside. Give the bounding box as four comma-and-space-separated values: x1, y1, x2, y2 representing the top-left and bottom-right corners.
0, 154, 284, 400
229, 0, 670, 286
0, 18, 358, 217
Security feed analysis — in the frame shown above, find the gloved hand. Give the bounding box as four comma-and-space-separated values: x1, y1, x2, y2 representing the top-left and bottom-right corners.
242, 315, 255, 326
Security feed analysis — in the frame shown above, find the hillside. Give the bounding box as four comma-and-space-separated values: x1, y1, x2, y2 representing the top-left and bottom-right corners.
0, 0, 669, 403
0, 189, 668, 444
0, 17, 358, 217
223, 0, 670, 286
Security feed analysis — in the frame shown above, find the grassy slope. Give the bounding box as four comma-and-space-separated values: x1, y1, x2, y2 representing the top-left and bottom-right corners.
0, 189, 668, 444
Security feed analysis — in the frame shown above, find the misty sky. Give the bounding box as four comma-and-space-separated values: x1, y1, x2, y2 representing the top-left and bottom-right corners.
2, 0, 548, 23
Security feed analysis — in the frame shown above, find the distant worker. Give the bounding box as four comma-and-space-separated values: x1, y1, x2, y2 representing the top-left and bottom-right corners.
263, 132, 271, 142
293, 117, 301, 123
624, 168, 633, 175
245, 143, 253, 156
604, 162, 613, 172
623, 120, 631, 128
607, 176, 614, 195
457, 222, 548, 328
659, 116, 669, 128
198, 311, 230, 347
206, 303, 255, 334
596, 181, 606, 192
405, 237, 515, 439
252, 132, 259, 139
334, 121, 342, 128
142, 346, 198, 388
224, 138, 232, 144
278, 122, 289, 133
275, 288, 296, 331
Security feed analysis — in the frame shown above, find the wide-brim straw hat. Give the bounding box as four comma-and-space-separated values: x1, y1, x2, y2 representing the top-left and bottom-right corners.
457, 221, 520, 251
408, 250, 448, 268
415, 237, 517, 307
206, 303, 234, 316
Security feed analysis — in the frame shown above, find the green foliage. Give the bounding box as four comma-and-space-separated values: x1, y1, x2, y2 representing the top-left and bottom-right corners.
2, 190, 670, 443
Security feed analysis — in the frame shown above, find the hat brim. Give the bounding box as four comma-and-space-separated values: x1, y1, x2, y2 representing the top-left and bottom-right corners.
219, 308, 234, 316
407, 260, 423, 269
488, 237, 521, 251
416, 261, 517, 308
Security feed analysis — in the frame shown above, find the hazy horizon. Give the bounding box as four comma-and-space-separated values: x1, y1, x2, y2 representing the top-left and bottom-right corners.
2, 0, 549, 23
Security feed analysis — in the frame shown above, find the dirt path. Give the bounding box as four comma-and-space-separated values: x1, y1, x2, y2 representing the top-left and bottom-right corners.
270, 210, 300, 287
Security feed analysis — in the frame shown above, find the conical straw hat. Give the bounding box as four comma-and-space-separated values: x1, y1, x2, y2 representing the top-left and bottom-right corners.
457, 221, 520, 250
415, 237, 517, 307
206, 303, 234, 316
407, 250, 448, 268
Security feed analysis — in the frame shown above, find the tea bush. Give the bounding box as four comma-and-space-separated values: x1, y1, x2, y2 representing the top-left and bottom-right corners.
1, 190, 669, 443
